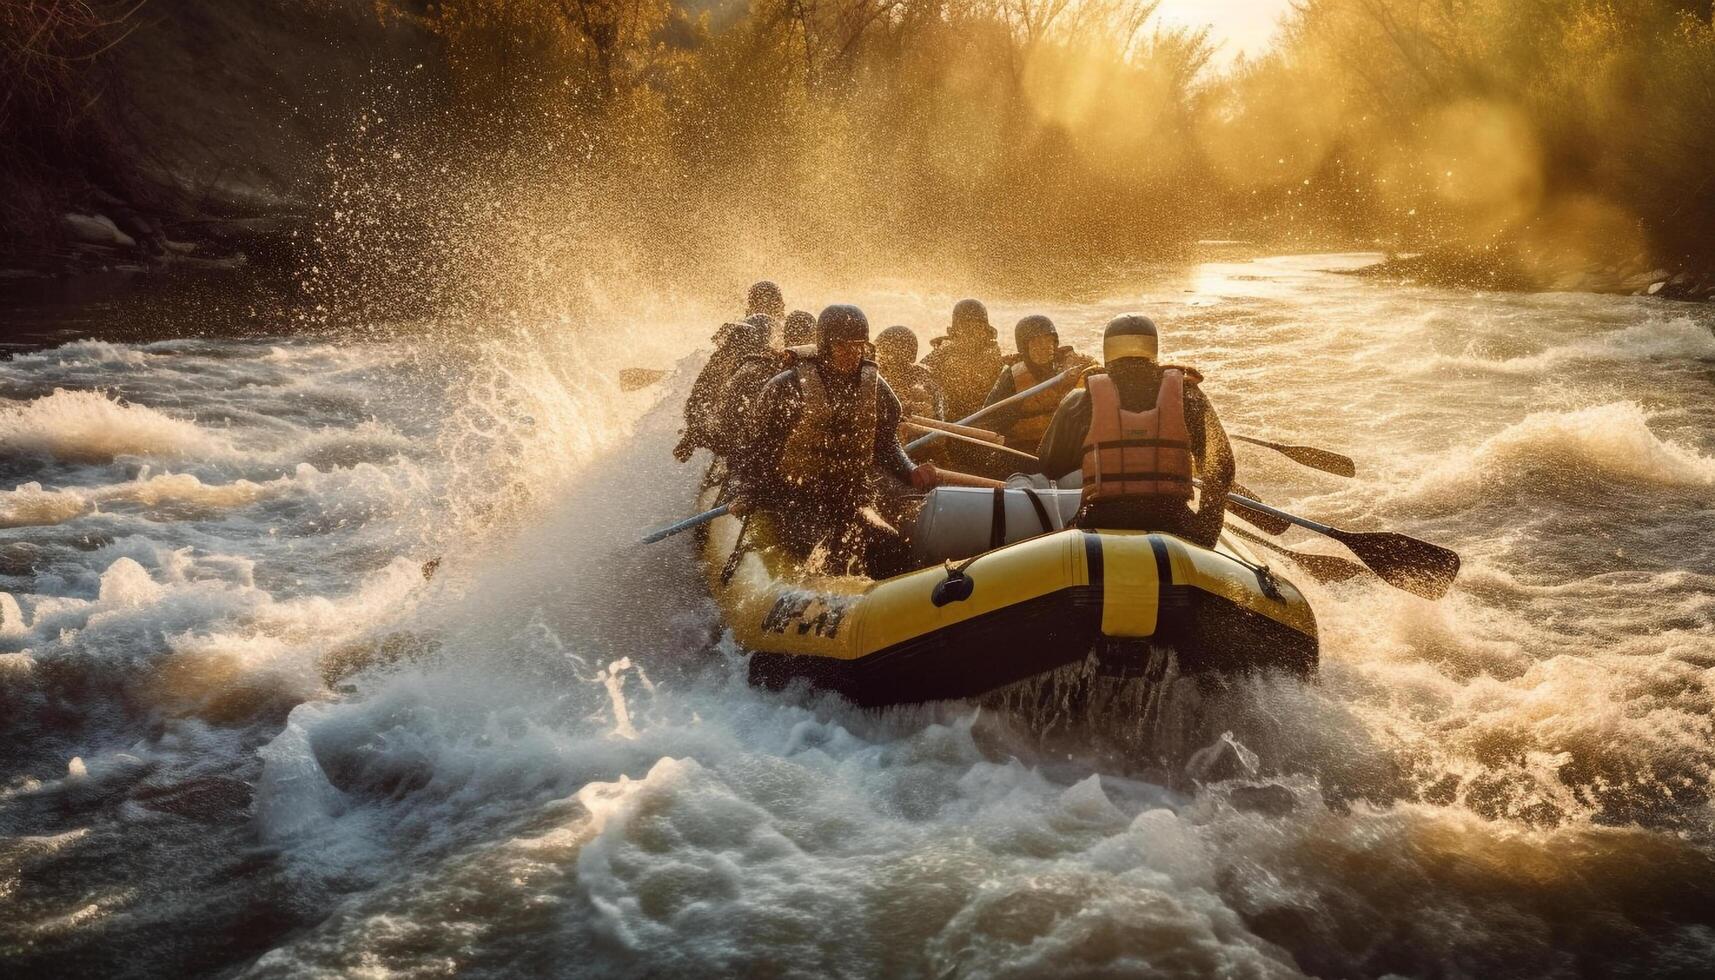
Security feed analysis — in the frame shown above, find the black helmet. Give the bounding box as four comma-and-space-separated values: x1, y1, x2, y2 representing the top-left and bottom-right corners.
950, 298, 991, 339
783, 309, 816, 347
1102, 314, 1159, 365
876, 325, 918, 363
745, 312, 780, 347
1014, 315, 1057, 355
816, 304, 870, 353
747, 280, 785, 320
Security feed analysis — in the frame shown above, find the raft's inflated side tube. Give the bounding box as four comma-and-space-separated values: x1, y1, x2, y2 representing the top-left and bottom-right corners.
698, 488, 1316, 708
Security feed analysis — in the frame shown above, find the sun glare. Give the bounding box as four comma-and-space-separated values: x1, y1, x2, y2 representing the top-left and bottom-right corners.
1153, 0, 1296, 59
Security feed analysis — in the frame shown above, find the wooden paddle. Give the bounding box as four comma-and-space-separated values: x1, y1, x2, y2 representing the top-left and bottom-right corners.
904, 366, 1081, 454
927, 468, 1008, 489
905, 415, 1004, 444
904, 425, 1039, 465
1224, 491, 1460, 600
1230, 434, 1356, 478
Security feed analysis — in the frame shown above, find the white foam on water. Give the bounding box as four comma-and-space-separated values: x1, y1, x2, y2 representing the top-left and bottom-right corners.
0, 459, 437, 535
37, 340, 154, 370
1387, 401, 1715, 513
7, 264, 1715, 975
1405, 315, 1715, 376
0, 388, 236, 462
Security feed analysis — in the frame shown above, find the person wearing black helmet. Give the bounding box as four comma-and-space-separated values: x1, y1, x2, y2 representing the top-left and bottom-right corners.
673, 282, 786, 463
876, 325, 949, 466
740, 305, 938, 569
747, 280, 786, 321
783, 310, 817, 349
675, 311, 777, 462
716, 312, 802, 461
979, 314, 1097, 453
876, 325, 945, 424
712, 307, 822, 463
1035, 314, 1233, 546
921, 299, 1005, 423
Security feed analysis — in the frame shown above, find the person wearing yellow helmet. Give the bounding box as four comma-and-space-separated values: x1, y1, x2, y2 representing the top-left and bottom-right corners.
1035, 314, 1233, 546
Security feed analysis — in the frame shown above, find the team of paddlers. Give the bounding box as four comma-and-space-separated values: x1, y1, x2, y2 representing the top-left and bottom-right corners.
673, 280, 1235, 576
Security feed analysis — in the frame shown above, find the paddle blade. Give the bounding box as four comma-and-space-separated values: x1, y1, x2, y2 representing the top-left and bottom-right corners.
1226, 483, 1291, 535
1232, 435, 1357, 478
1229, 527, 1367, 584
1331, 530, 1461, 600
1285, 550, 1368, 584
619, 368, 668, 392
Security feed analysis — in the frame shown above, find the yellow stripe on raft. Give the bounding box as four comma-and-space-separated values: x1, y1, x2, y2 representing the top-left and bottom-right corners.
1094, 533, 1161, 638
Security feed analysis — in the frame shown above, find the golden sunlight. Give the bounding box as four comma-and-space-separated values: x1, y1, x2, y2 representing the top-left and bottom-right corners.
1153, 0, 1297, 58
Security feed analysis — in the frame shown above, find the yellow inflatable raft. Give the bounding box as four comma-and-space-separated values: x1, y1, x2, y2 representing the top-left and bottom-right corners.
698, 483, 1317, 707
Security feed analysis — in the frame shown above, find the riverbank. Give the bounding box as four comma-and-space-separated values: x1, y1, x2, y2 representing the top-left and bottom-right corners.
1347, 247, 1715, 302
0, 0, 435, 282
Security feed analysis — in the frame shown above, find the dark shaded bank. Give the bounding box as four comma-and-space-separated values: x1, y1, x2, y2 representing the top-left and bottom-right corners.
0, 0, 439, 278
1346, 248, 1715, 303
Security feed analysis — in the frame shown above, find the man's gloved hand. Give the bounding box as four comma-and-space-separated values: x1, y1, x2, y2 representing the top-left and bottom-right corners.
672, 434, 694, 463
728, 497, 752, 517
910, 463, 940, 491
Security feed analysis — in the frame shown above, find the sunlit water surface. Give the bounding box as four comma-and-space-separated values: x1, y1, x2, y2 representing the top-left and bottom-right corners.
3, 255, 1714, 977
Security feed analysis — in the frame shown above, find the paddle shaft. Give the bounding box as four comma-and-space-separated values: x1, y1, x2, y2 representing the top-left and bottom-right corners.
642, 464, 1003, 543
1223, 491, 1333, 536
904, 366, 1079, 455
1223, 481, 1292, 535
904, 425, 1039, 464
642, 504, 729, 544
932, 468, 1008, 489
905, 415, 1002, 443
1228, 525, 1367, 583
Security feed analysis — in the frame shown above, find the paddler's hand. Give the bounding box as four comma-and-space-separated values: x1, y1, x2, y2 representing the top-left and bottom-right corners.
728, 497, 752, 517
910, 463, 940, 491
672, 435, 694, 463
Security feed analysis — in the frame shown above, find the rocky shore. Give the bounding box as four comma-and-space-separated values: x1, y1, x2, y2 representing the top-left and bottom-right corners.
2, 209, 305, 281
0, 0, 434, 283
1347, 248, 1715, 302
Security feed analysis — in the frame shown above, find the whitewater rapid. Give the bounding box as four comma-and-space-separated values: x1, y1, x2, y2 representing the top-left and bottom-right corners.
3, 256, 1714, 977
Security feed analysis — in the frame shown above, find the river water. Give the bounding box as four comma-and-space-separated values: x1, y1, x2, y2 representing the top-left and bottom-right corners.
3, 254, 1713, 977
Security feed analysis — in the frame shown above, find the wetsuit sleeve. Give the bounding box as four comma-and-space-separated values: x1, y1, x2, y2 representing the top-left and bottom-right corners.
738, 371, 802, 499
677, 349, 729, 458
1187, 383, 1234, 536
977, 365, 1019, 429
874, 376, 917, 480
714, 361, 763, 453
1035, 389, 1091, 480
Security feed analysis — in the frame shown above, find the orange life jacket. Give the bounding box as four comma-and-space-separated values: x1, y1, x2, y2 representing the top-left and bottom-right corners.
1005, 359, 1078, 448
1080, 369, 1194, 506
